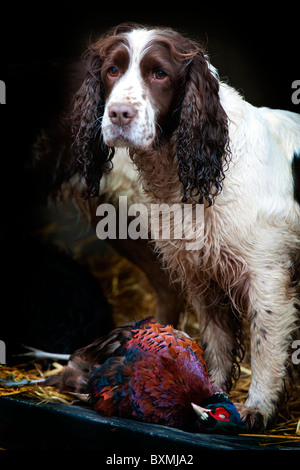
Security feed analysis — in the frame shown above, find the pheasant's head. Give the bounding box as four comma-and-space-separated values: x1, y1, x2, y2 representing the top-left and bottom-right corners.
192, 393, 246, 435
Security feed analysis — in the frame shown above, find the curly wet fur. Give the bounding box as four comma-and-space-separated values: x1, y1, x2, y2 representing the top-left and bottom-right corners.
71, 43, 115, 197
175, 52, 231, 205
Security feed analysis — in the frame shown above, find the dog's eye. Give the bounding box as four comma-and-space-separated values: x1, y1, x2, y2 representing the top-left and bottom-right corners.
108, 66, 119, 77
154, 70, 167, 80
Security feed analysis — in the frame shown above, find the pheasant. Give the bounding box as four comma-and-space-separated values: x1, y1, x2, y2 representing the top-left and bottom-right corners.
46, 317, 246, 435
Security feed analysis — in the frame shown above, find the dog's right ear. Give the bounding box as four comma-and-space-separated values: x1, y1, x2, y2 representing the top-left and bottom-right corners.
176, 49, 230, 206
71, 42, 114, 198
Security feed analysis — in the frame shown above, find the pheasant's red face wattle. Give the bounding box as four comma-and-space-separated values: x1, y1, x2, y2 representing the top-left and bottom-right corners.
209, 406, 230, 422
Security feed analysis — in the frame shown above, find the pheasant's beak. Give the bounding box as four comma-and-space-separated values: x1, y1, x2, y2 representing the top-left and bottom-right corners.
191, 403, 210, 421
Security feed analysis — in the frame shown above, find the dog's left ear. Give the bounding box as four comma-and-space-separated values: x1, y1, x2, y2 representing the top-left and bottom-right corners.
176, 51, 230, 205
71, 43, 115, 198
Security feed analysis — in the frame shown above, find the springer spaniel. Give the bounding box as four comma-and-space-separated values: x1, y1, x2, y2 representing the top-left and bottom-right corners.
67, 23, 300, 431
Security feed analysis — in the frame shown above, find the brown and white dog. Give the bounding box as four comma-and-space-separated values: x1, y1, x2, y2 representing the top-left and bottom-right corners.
60, 23, 300, 430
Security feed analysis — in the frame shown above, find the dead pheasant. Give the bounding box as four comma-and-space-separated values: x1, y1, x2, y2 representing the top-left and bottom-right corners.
45, 317, 246, 434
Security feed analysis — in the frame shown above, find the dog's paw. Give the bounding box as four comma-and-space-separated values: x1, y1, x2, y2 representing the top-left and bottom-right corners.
234, 403, 266, 432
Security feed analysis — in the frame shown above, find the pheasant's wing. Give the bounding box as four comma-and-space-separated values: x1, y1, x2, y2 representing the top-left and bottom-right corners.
45, 318, 154, 393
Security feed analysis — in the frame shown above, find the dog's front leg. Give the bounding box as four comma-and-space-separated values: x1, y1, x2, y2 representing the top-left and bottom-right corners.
192, 286, 243, 394
236, 266, 299, 431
